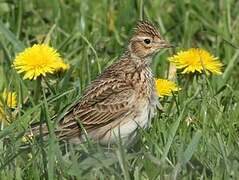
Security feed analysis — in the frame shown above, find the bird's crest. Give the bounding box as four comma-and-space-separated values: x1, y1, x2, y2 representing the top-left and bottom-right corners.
134, 20, 161, 37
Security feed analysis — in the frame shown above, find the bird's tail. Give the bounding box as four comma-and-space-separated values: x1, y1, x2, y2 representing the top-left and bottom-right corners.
24, 114, 81, 144
24, 121, 51, 141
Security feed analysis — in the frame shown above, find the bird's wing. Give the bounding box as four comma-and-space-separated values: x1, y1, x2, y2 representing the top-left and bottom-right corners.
58, 78, 136, 136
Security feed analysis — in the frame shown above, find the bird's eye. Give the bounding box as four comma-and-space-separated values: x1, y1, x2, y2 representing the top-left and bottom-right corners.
144, 39, 151, 44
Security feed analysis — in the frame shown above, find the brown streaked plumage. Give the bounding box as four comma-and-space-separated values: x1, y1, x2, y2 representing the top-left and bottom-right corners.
28, 20, 171, 146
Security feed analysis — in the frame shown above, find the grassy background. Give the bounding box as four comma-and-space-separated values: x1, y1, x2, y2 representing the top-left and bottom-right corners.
0, 0, 239, 179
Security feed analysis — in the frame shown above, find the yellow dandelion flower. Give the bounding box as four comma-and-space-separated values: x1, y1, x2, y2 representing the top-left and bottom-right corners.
168, 48, 223, 75
1, 90, 17, 108
13, 44, 69, 80
0, 90, 17, 121
155, 78, 181, 97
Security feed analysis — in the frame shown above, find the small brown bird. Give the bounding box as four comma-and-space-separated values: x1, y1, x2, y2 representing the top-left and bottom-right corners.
29, 21, 171, 146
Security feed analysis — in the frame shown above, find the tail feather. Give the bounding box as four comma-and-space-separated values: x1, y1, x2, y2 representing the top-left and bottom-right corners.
25, 121, 50, 140
24, 117, 82, 142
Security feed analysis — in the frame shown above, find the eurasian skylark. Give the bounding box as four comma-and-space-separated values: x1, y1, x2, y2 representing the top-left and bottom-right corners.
30, 20, 171, 146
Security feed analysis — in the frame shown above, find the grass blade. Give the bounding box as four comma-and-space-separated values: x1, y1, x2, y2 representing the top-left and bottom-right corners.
0, 20, 25, 52
173, 130, 202, 179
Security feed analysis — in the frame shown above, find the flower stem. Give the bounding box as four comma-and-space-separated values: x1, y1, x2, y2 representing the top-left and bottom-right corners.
43, 77, 55, 94
34, 77, 42, 104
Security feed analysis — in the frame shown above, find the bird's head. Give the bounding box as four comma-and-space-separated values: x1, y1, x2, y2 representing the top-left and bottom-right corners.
128, 21, 171, 59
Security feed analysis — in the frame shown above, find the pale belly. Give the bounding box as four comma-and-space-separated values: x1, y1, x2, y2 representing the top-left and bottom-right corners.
98, 102, 151, 146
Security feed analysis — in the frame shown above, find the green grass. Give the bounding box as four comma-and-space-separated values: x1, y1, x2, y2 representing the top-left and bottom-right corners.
0, 0, 239, 179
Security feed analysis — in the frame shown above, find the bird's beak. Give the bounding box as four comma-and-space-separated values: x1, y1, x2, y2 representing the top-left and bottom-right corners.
160, 40, 173, 48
